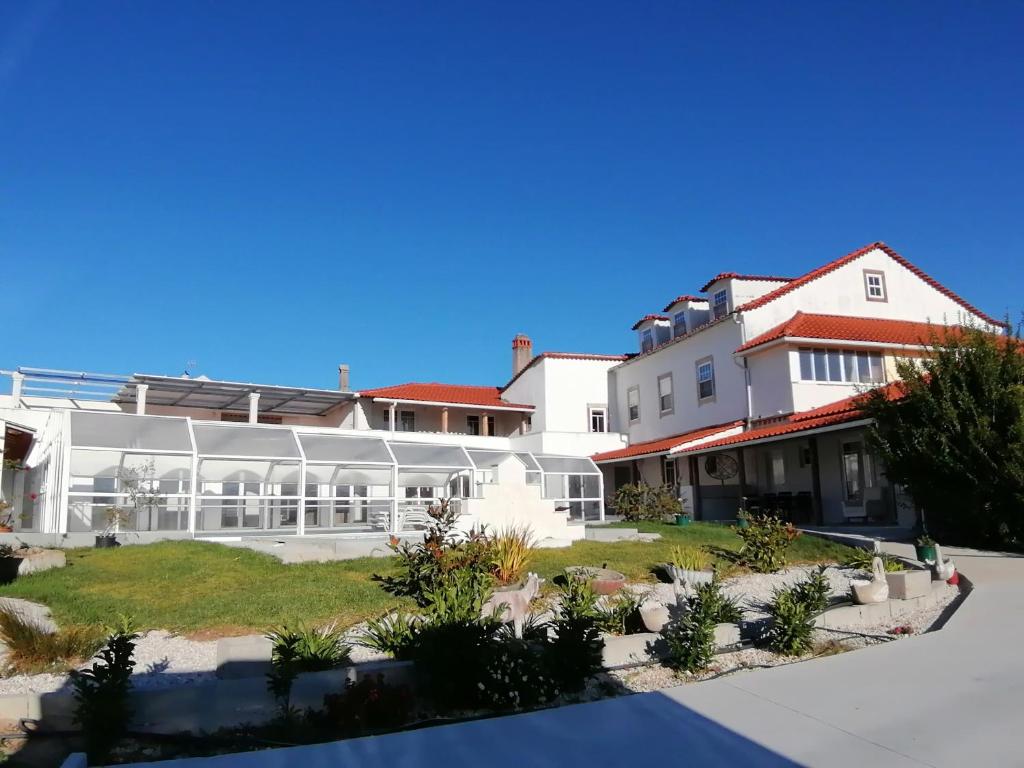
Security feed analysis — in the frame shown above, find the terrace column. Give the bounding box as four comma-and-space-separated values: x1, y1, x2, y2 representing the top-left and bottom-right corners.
481, 413, 490, 436
441, 407, 449, 433
388, 403, 396, 432
10, 372, 23, 407
135, 383, 148, 415
248, 392, 260, 424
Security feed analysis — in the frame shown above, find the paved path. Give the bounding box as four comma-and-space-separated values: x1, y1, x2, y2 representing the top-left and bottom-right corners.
120, 543, 1023, 768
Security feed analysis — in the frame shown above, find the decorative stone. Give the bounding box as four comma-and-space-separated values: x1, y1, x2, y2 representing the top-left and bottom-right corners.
565, 566, 626, 595
639, 601, 670, 632
0, 548, 66, 583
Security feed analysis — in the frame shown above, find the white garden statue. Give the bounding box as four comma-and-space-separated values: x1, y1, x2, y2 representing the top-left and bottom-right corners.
851, 556, 890, 604
482, 572, 544, 638
928, 543, 957, 582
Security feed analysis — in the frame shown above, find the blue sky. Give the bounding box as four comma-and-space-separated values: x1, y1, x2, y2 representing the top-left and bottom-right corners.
2, 1, 1022, 392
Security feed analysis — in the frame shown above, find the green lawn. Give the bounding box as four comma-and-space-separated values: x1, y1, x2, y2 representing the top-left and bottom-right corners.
0, 523, 856, 636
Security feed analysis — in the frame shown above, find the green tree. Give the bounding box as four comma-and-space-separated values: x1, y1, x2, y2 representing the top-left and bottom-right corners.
863, 321, 1024, 549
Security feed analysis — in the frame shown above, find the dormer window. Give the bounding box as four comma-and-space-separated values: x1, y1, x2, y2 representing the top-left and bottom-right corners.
673, 312, 687, 337
712, 289, 728, 319
863, 270, 887, 302
641, 329, 654, 353
654, 324, 671, 345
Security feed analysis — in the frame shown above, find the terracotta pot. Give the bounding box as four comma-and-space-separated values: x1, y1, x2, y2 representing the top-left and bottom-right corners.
565, 566, 626, 595
0, 526, 13, 533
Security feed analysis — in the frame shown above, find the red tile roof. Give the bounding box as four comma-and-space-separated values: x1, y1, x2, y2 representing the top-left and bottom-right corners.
631, 314, 670, 331
502, 351, 630, 391
661, 295, 708, 312
736, 312, 966, 353
675, 382, 906, 454
699, 273, 793, 293
736, 242, 1005, 327
592, 421, 744, 462
358, 383, 534, 410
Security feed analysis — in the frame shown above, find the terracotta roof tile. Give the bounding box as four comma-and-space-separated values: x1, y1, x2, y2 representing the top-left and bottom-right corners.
675, 382, 906, 454
631, 314, 670, 331
661, 295, 708, 312
699, 273, 793, 293
736, 242, 1004, 327
592, 421, 744, 462
736, 312, 967, 353
359, 383, 534, 410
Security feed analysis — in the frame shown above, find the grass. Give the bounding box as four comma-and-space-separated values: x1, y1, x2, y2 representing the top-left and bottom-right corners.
0, 523, 858, 637
0, 607, 103, 675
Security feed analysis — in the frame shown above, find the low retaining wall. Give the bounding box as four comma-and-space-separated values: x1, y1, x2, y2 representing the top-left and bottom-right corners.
0, 659, 414, 734
601, 624, 741, 669
814, 580, 951, 629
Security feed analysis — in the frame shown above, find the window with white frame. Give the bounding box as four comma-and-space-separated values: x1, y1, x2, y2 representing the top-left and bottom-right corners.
641, 329, 654, 353
696, 358, 715, 400
627, 386, 640, 422
863, 270, 887, 302
712, 289, 728, 319
662, 455, 677, 487
673, 312, 687, 337
768, 449, 785, 487
588, 406, 607, 433
466, 414, 480, 435
657, 373, 674, 415
654, 324, 671, 346
798, 348, 885, 384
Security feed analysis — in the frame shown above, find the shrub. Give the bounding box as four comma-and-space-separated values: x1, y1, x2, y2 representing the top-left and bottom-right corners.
71, 616, 139, 762
761, 570, 831, 656
266, 623, 352, 717
916, 534, 935, 546
480, 640, 559, 711
374, 498, 494, 606
490, 525, 534, 585
612, 482, 681, 522
844, 549, 905, 573
545, 575, 604, 692
670, 545, 711, 572
735, 513, 799, 573
663, 599, 717, 674
594, 590, 644, 635
692, 576, 743, 624
790, 567, 831, 614
322, 674, 414, 736
0, 607, 102, 676
357, 612, 421, 660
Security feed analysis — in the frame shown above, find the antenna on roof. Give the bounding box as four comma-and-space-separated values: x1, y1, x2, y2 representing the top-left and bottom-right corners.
183, 359, 197, 379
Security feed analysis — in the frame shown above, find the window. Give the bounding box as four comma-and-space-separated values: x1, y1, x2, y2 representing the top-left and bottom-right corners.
798, 348, 885, 384
466, 415, 480, 435
842, 441, 864, 504
657, 373, 674, 415
654, 324, 671, 345
673, 312, 687, 337
712, 289, 728, 319
627, 387, 640, 423
524, 415, 532, 432
863, 270, 887, 302
662, 456, 677, 487
588, 406, 607, 433
399, 411, 415, 432
641, 329, 654, 353
696, 358, 715, 400
485, 415, 496, 436
768, 450, 785, 487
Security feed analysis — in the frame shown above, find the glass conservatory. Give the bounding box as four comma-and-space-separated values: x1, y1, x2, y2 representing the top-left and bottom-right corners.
24, 410, 605, 536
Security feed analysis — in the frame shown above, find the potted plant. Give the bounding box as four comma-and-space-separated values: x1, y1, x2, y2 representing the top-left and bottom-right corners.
665, 545, 713, 586
675, 511, 692, 526
914, 534, 936, 563
96, 505, 131, 548
736, 509, 751, 529
94, 460, 164, 549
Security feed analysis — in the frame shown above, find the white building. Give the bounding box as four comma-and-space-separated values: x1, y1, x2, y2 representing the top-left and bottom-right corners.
0, 336, 624, 546
595, 241, 1004, 527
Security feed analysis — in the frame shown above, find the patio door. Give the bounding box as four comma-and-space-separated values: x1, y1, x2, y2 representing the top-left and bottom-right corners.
841, 442, 865, 505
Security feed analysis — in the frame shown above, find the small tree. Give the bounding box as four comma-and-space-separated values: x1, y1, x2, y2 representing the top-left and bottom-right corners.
103, 460, 166, 536
612, 482, 681, 522
863, 321, 1024, 550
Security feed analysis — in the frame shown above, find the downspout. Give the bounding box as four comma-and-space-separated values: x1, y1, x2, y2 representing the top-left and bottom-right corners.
732, 313, 753, 428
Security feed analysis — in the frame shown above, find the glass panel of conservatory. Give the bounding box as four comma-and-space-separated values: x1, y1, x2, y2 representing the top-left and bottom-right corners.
196, 458, 300, 531
67, 449, 192, 532
69, 411, 192, 452
304, 464, 392, 486
514, 452, 542, 472
535, 455, 599, 474
389, 442, 470, 469
192, 424, 300, 458
298, 434, 392, 464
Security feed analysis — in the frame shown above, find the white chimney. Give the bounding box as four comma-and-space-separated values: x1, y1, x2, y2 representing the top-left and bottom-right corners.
512, 334, 533, 377
338, 364, 350, 392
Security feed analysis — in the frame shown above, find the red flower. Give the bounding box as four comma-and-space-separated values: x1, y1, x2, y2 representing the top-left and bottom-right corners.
28, 493, 37, 500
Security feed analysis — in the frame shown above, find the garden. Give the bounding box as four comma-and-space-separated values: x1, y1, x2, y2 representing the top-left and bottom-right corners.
0, 499, 963, 766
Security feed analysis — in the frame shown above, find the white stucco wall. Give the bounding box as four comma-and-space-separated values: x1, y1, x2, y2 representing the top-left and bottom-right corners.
742, 247, 998, 339
502, 356, 621, 435
610, 320, 748, 442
